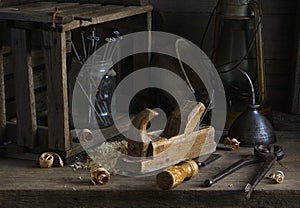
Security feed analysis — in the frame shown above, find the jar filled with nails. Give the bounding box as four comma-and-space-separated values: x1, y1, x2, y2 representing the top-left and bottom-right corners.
94, 60, 116, 128
69, 28, 122, 128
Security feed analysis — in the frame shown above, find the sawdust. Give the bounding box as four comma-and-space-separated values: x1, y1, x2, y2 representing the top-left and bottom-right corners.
70, 140, 128, 175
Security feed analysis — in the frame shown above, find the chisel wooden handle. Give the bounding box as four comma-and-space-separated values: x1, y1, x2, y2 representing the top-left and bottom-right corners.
156, 160, 199, 190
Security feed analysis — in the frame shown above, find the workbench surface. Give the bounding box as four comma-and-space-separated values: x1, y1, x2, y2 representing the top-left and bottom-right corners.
0, 132, 299, 208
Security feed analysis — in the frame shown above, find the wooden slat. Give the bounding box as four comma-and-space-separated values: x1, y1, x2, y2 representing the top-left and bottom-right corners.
61, 5, 152, 31
5, 100, 15, 119
0, 48, 6, 138
56, 4, 114, 20
11, 28, 37, 148
42, 31, 70, 151
99, 0, 149, 6
5, 68, 46, 100
13, 2, 58, 10
66, 5, 124, 19
57, 0, 149, 6
0, 8, 73, 24
4, 49, 44, 76
5, 89, 47, 120
289, 2, 300, 114
22, 3, 80, 12
146, 0, 217, 13
5, 121, 49, 152
55, 3, 101, 16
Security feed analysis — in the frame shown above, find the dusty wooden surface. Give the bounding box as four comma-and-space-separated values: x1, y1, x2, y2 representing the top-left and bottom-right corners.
0, 131, 299, 208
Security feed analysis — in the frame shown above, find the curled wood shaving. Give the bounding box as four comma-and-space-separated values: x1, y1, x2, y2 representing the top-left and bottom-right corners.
224, 137, 240, 151
39, 152, 64, 168
90, 165, 110, 185
79, 129, 94, 142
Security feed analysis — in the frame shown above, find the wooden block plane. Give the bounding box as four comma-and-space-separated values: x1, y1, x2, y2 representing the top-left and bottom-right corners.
117, 100, 216, 174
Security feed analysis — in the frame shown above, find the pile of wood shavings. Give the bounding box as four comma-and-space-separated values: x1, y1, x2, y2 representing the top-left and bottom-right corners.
70, 140, 128, 175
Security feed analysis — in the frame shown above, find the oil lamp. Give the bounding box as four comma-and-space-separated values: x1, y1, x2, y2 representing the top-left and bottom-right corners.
213, 0, 267, 127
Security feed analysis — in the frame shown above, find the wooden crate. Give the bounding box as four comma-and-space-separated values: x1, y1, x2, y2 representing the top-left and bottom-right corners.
0, 1, 152, 162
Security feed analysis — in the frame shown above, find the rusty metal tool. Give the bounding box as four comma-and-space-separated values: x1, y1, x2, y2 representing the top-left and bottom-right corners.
81, 31, 87, 60
76, 80, 106, 125
108, 31, 123, 59
245, 144, 284, 199
195, 153, 222, 167
50, 7, 59, 30
204, 144, 284, 200
71, 40, 83, 64
87, 28, 99, 56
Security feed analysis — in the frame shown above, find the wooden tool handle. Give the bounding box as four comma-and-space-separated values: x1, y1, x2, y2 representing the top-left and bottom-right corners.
156, 160, 199, 190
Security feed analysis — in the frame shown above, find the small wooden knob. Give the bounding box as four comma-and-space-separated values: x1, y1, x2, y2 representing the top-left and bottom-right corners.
156, 160, 199, 190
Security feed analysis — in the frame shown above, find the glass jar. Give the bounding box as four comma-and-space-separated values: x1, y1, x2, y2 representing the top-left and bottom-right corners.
92, 59, 116, 128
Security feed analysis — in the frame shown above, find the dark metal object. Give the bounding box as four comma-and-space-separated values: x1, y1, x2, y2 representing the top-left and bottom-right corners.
204, 155, 261, 187
204, 144, 284, 199
196, 153, 222, 167
87, 28, 96, 56
81, 31, 87, 60
245, 144, 284, 199
76, 81, 106, 126
74, 16, 92, 22
71, 40, 83, 64
214, 0, 267, 127
229, 104, 276, 147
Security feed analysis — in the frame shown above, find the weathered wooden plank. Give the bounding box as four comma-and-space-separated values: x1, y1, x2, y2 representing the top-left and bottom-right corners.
42, 31, 70, 151
11, 28, 37, 148
13, 2, 58, 10
5, 88, 47, 119
61, 5, 152, 31
0, 7, 73, 24
0, 47, 6, 138
0, 0, 37, 7
3, 49, 45, 76
22, 2, 80, 12
5, 68, 46, 100
97, 13, 148, 30
57, 0, 149, 6
3, 49, 44, 76
149, 0, 217, 13
5, 121, 49, 152
289, 2, 300, 114
5, 100, 15, 119
57, 4, 119, 20
55, 3, 101, 17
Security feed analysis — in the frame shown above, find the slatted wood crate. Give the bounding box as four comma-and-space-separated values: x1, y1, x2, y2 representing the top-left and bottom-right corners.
0, 1, 152, 162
